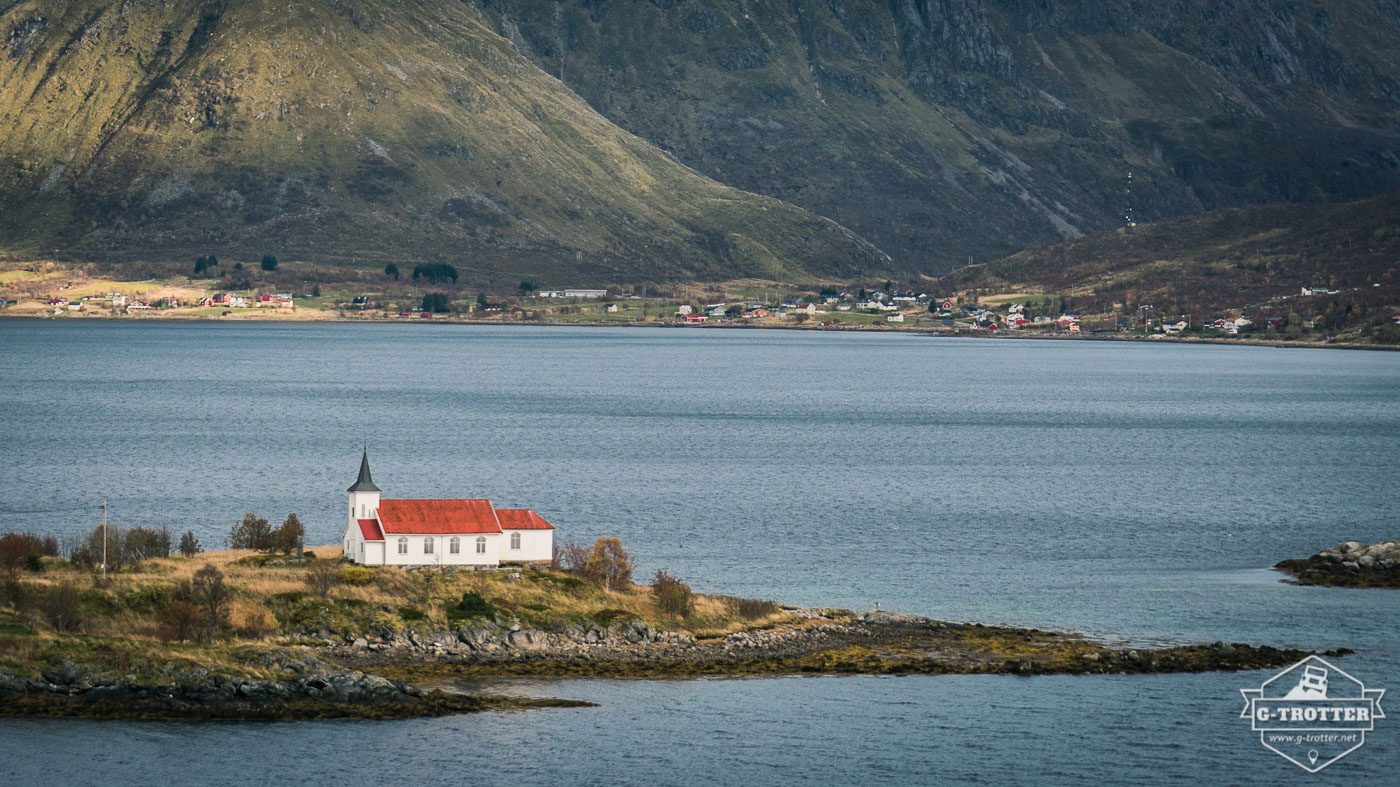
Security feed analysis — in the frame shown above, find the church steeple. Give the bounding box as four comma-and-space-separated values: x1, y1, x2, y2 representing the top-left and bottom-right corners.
348, 449, 380, 493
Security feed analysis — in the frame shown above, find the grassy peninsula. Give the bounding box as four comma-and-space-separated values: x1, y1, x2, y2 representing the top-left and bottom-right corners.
0, 538, 1334, 720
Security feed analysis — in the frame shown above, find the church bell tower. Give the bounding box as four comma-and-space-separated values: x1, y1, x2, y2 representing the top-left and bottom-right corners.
347, 449, 381, 521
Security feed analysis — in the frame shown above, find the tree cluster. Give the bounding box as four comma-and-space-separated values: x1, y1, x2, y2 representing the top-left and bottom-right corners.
421, 292, 451, 313
228, 513, 304, 554
192, 255, 220, 276
412, 262, 458, 284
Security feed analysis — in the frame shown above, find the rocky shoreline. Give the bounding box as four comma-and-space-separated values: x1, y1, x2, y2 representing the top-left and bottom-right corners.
0, 609, 1335, 720
0, 650, 591, 720
327, 608, 1325, 681
1276, 540, 1400, 588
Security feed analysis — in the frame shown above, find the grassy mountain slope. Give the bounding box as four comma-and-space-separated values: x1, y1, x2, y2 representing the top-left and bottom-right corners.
481, 0, 1400, 272
938, 191, 1400, 332
0, 0, 888, 284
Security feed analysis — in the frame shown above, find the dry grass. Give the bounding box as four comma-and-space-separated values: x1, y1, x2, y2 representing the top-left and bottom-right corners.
3, 546, 790, 650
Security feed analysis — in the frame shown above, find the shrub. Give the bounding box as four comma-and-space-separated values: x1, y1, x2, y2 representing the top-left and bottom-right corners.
43, 582, 83, 632
230, 602, 278, 640
583, 537, 632, 591
560, 540, 590, 572
399, 606, 426, 621
260, 254, 278, 271
0, 533, 29, 579
449, 591, 495, 620
23, 554, 43, 573
651, 570, 693, 617
337, 565, 374, 586
158, 600, 202, 643
305, 560, 340, 598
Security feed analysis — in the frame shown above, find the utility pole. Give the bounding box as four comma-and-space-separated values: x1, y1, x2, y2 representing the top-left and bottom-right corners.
101, 499, 108, 578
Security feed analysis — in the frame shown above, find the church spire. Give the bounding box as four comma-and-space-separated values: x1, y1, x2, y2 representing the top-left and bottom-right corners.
347, 449, 380, 492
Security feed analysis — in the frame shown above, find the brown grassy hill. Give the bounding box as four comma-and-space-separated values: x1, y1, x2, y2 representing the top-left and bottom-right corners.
938, 192, 1400, 336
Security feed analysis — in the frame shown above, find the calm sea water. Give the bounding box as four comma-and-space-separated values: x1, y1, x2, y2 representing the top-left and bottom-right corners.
0, 321, 1396, 784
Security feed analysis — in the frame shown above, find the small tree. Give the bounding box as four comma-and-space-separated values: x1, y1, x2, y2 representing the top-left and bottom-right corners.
519, 280, 537, 296
651, 570, 692, 617
179, 530, 201, 558
385, 263, 400, 280
583, 537, 632, 591
312, 283, 321, 297
260, 254, 279, 271
272, 513, 304, 555
191, 563, 229, 637
0, 533, 28, 581
304, 560, 339, 599
476, 291, 488, 309
194, 257, 208, 276
229, 512, 272, 551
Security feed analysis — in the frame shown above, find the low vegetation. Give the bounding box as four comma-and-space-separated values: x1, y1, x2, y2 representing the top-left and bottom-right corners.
0, 529, 783, 682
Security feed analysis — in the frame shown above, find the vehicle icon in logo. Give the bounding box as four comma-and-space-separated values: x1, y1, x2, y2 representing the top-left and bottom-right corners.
1240, 655, 1385, 772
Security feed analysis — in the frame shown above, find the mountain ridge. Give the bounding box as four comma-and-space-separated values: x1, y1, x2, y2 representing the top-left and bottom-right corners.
0, 0, 889, 284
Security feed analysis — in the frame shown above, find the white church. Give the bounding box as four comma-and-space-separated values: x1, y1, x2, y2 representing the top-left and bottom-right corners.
340, 451, 555, 567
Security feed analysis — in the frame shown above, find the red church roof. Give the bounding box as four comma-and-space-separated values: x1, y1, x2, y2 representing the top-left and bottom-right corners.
377, 499, 503, 535
357, 518, 384, 541
496, 509, 556, 530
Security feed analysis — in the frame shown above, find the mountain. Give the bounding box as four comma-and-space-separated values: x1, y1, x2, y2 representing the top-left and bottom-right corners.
936, 190, 1400, 334
481, 0, 1400, 271
0, 0, 888, 284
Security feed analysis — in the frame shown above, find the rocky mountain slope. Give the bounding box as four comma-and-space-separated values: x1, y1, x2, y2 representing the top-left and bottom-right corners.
483, 0, 1400, 271
0, 0, 887, 283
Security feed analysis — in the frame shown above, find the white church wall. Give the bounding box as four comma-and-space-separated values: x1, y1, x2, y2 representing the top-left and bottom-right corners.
501, 529, 553, 563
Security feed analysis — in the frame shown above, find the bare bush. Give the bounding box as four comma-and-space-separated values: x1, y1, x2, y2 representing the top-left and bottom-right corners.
158, 600, 202, 643
560, 540, 590, 572
43, 582, 83, 632
304, 560, 340, 599
191, 563, 230, 636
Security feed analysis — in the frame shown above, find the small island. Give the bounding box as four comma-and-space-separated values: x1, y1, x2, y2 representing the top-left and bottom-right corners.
1275, 540, 1400, 588
0, 525, 1333, 720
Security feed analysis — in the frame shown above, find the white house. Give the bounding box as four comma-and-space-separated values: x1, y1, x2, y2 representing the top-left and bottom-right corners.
341, 452, 555, 568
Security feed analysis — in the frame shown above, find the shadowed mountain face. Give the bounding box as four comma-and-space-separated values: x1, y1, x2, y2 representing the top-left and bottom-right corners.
0, 0, 889, 283
480, 0, 1400, 272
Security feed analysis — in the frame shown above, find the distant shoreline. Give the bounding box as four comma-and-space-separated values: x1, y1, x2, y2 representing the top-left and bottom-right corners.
3, 312, 1397, 351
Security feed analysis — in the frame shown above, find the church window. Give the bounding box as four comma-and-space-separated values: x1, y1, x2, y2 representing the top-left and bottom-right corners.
450, 537, 460, 554
424, 537, 434, 554
476, 536, 487, 554
510, 532, 521, 550
398, 537, 408, 554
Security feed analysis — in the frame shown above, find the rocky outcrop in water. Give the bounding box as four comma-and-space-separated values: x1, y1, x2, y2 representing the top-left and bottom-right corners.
0, 652, 589, 720
1276, 540, 1400, 588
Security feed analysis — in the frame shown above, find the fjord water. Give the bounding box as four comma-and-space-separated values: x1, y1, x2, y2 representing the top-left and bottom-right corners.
0, 321, 1396, 784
